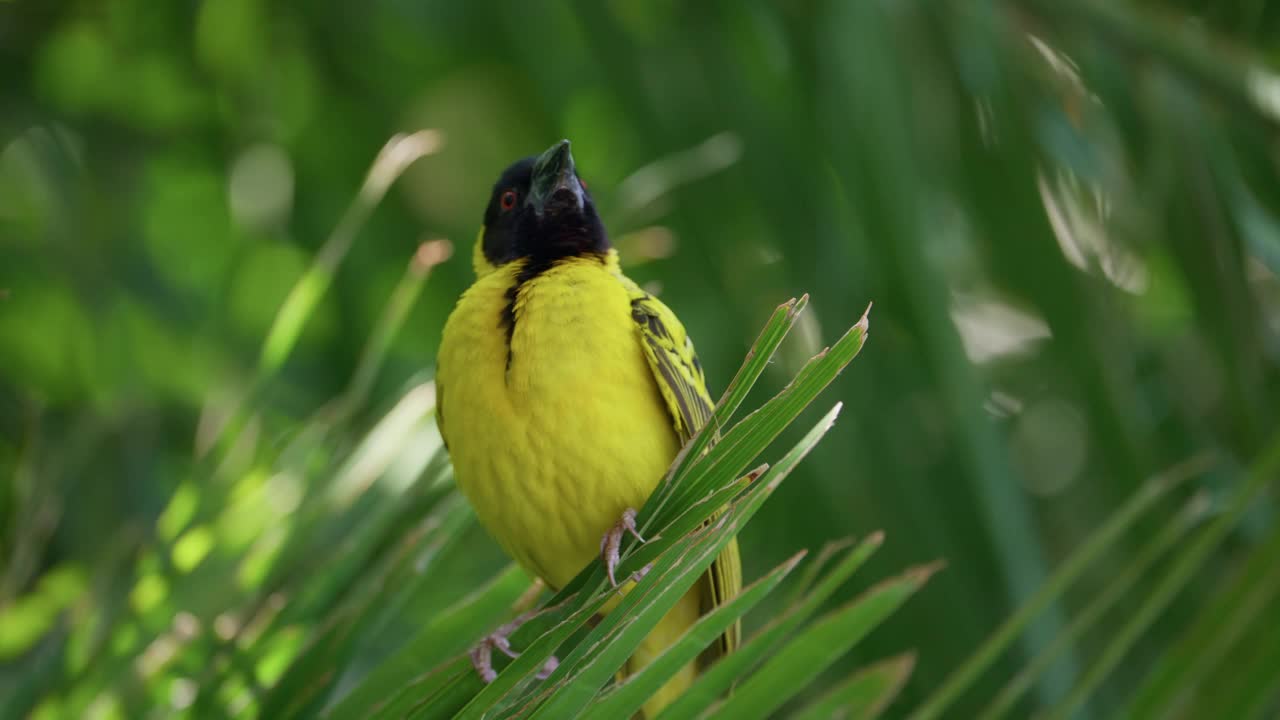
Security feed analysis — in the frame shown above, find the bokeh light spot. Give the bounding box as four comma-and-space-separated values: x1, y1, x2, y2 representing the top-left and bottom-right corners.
172, 525, 216, 572
229, 144, 294, 230
1013, 399, 1088, 497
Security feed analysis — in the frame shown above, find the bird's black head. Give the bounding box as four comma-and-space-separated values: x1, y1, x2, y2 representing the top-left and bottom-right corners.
479, 140, 609, 270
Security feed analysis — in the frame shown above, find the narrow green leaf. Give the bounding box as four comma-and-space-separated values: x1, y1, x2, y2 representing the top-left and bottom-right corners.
342, 242, 448, 416
1125, 518, 1280, 719
371, 657, 471, 720
618, 464, 768, 584
414, 590, 610, 720
266, 483, 460, 633
435, 523, 750, 720
325, 240, 450, 427
706, 563, 938, 720
669, 310, 869, 514
524, 404, 844, 720
260, 494, 475, 719
327, 563, 530, 720
791, 653, 917, 720
619, 402, 847, 592
980, 493, 1209, 720
909, 455, 1202, 720
642, 296, 808, 529
711, 294, 811, 428
1192, 563, 1280, 719
783, 536, 859, 609
1213, 627, 1280, 720
258, 131, 442, 378
526, 521, 747, 719
553, 311, 867, 625
656, 531, 885, 720
261, 268, 334, 375
1041, 438, 1280, 720
326, 382, 440, 505
581, 551, 806, 720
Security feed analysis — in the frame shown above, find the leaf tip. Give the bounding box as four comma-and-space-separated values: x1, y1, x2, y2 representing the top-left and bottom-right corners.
894, 650, 918, 672
907, 560, 946, 587
821, 536, 860, 555
787, 293, 811, 319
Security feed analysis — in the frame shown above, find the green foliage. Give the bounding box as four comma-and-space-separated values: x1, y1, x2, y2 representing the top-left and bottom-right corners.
6, 0, 1280, 717
583, 551, 803, 720
707, 563, 936, 720
791, 654, 918, 720
1, 154, 913, 716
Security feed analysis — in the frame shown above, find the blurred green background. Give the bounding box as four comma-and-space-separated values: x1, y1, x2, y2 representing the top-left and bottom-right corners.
5, 0, 1280, 717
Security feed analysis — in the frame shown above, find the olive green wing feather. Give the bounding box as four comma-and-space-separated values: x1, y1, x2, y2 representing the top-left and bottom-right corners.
625, 280, 742, 659
628, 296, 715, 441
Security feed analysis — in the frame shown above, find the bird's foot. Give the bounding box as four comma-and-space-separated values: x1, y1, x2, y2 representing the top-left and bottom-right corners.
599, 507, 645, 587
469, 609, 559, 683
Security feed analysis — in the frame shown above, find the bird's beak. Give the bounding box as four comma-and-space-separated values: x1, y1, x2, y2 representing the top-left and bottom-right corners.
528, 139, 585, 217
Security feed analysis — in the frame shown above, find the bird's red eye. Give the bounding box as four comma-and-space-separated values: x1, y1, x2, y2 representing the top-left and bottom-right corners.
500, 190, 518, 211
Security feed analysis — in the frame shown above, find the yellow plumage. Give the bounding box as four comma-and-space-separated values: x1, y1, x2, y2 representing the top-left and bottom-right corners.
439, 253, 678, 587
437, 141, 739, 716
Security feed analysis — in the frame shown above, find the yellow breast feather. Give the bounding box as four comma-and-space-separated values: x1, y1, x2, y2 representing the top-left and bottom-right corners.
437, 254, 677, 588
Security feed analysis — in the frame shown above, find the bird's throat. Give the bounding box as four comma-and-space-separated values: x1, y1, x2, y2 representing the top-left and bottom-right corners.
500, 252, 611, 372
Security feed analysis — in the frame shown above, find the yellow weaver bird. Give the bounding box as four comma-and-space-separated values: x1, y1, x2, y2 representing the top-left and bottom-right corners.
436, 140, 740, 715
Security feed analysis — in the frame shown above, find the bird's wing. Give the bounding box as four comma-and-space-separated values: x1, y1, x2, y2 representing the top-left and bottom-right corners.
628, 295, 714, 441
624, 278, 741, 658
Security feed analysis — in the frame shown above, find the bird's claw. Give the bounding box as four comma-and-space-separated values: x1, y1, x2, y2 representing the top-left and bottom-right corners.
469, 610, 558, 683
470, 641, 499, 684
536, 655, 559, 679
600, 507, 645, 587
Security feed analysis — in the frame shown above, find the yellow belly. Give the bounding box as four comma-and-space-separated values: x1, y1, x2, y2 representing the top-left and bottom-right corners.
437, 257, 680, 589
